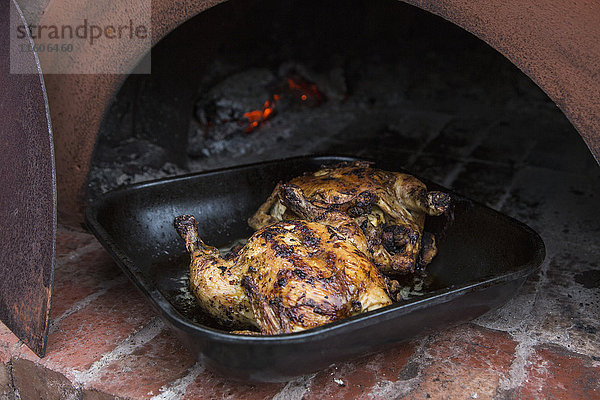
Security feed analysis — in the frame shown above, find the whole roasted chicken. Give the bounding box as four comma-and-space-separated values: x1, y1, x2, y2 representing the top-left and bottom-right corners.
249, 161, 451, 274
174, 189, 391, 334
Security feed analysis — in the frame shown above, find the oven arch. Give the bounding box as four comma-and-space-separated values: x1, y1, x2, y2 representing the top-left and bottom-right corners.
39, 0, 600, 225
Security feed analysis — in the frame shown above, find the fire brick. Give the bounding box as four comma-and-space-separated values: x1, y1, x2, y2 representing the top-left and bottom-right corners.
304, 342, 417, 399
12, 358, 78, 400
517, 345, 600, 399
406, 325, 517, 400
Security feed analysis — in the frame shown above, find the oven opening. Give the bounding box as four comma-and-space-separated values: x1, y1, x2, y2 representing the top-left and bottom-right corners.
87, 0, 589, 205
41, 0, 599, 388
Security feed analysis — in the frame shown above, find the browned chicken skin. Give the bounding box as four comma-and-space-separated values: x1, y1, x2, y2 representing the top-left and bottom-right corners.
174, 208, 391, 334
249, 161, 451, 274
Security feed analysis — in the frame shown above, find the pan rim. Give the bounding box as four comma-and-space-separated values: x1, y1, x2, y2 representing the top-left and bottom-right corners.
85, 154, 546, 344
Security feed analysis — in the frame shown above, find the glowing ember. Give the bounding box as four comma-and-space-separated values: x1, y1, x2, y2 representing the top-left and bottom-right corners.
243, 100, 276, 133
286, 76, 325, 104
242, 75, 325, 133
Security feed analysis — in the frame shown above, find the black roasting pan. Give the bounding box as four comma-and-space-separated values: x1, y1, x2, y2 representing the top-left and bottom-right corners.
85, 155, 545, 382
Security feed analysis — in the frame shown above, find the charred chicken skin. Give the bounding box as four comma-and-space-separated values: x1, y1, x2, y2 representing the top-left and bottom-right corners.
249, 161, 451, 274
174, 200, 391, 334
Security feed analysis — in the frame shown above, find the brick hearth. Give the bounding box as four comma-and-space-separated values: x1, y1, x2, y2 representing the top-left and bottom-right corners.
1, 221, 599, 399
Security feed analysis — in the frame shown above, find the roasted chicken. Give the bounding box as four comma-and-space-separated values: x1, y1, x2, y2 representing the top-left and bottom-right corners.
174, 200, 391, 334
249, 161, 451, 274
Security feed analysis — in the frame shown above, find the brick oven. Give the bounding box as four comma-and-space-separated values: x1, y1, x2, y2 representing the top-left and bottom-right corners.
1, 0, 599, 397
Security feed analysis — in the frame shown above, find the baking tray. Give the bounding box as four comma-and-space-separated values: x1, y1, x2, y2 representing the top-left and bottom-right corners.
85, 155, 545, 382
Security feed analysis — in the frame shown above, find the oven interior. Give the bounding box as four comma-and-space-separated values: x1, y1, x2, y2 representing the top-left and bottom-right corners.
86, 0, 600, 357
88, 0, 595, 202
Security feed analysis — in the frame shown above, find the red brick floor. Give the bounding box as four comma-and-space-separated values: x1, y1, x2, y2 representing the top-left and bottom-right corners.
0, 226, 598, 399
